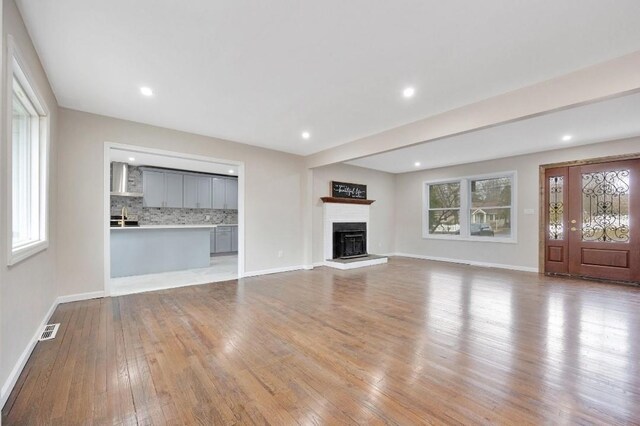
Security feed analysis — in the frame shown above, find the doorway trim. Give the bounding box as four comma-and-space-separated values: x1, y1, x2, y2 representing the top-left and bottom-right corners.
103, 142, 245, 296
538, 152, 640, 274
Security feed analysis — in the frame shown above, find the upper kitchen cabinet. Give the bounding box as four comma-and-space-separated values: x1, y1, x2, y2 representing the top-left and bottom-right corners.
225, 179, 238, 210
165, 173, 184, 207
184, 175, 212, 208
142, 170, 165, 207
212, 178, 226, 209
212, 177, 238, 210
143, 169, 184, 208
144, 168, 236, 209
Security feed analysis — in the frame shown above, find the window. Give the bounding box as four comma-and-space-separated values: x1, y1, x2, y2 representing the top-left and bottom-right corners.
423, 172, 516, 242
7, 39, 50, 265
427, 182, 460, 235
470, 176, 512, 238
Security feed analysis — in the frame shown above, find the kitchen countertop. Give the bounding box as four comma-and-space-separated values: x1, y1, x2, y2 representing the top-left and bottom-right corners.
110, 224, 238, 231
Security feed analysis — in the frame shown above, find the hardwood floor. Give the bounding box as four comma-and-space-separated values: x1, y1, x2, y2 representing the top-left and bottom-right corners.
3, 257, 640, 425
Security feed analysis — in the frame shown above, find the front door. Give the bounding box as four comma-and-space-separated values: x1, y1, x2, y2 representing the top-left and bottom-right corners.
545, 158, 640, 282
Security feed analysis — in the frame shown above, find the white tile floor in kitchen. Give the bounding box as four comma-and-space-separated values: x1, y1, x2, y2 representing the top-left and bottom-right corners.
110, 254, 238, 296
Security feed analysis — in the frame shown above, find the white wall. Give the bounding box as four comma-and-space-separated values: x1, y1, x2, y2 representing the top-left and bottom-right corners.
0, 0, 59, 406
394, 137, 640, 270
56, 108, 308, 297
311, 163, 395, 263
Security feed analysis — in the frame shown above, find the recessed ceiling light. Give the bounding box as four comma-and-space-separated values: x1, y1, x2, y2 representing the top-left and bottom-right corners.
228, 169, 235, 174
140, 86, 153, 96
403, 87, 415, 98
128, 157, 136, 162
414, 161, 421, 167
561, 134, 573, 142
301, 131, 311, 140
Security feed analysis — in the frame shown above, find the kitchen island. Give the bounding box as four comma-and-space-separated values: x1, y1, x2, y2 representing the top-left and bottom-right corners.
110, 225, 221, 278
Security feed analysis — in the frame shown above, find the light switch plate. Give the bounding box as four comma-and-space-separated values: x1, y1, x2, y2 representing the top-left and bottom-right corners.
523, 208, 535, 215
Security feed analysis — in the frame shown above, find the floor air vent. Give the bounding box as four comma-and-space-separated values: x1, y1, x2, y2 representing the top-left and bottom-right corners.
39, 323, 60, 341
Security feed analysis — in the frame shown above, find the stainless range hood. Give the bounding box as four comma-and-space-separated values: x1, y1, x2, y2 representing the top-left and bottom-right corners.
110, 162, 143, 197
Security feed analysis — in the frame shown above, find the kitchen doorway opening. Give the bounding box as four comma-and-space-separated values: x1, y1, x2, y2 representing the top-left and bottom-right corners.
103, 143, 245, 296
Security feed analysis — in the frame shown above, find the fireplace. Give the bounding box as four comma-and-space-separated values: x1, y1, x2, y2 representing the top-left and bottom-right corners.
333, 222, 367, 259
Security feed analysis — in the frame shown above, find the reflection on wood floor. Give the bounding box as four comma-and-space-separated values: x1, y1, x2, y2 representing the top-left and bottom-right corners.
3, 257, 639, 424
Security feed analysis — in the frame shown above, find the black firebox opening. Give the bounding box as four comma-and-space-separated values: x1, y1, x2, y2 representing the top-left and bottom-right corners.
333, 222, 367, 259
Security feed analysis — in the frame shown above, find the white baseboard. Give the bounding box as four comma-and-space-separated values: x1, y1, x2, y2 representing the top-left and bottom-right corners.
56, 291, 104, 304
242, 265, 308, 278
391, 252, 539, 273
1, 298, 57, 409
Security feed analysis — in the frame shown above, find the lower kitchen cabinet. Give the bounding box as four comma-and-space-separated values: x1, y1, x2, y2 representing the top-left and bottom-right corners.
210, 226, 239, 254
215, 227, 232, 253
231, 226, 238, 251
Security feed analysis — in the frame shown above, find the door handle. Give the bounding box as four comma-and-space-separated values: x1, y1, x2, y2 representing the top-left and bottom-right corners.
571, 219, 577, 224
571, 227, 577, 231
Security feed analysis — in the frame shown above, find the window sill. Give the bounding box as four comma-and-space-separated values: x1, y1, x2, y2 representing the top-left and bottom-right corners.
422, 234, 517, 244
8, 240, 48, 266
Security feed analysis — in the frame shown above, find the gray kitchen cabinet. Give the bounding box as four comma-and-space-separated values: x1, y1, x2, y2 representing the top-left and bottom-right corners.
231, 226, 238, 252
212, 178, 226, 209
144, 168, 234, 210
142, 170, 165, 208
212, 177, 238, 210
197, 176, 212, 208
184, 175, 212, 208
211, 226, 238, 254
183, 175, 199, 208
164, 172, 184, 208
210, 230, 216, 254
225, 179, 238, 210
215, 226, 233, 253
143, 169, 184, 208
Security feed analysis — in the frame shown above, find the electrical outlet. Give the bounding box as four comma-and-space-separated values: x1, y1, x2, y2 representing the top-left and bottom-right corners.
523, 208, 535, 215
277, 250, 283, 258
205, 215, 211, 220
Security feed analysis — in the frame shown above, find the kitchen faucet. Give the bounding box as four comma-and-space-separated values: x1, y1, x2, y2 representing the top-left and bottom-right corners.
120, 206, 128, 227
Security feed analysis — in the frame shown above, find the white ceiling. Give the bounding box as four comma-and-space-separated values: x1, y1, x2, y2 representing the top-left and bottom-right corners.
110, 149, 237, 176
17, 1, 640, 156
347, 92, 640, 173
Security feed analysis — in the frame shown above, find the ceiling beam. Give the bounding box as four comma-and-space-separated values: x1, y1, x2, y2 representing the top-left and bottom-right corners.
305, 51, 640, 169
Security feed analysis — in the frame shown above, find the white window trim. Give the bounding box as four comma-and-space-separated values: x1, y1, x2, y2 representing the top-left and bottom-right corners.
6, 36, 50, 265
422, 171, 517, 244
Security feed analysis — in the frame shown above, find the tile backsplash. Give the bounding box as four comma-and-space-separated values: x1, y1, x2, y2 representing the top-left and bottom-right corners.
111, 165, 238, 225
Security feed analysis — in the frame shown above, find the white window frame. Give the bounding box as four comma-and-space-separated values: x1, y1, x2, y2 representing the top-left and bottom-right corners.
6, 36, 50, 265
422, 171, 517, 244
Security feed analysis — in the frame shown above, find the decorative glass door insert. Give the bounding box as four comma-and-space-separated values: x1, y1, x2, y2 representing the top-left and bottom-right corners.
580, 170, 630, 243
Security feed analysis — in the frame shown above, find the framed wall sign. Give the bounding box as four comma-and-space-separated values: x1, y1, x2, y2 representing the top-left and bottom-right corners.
331, 181, 367, 199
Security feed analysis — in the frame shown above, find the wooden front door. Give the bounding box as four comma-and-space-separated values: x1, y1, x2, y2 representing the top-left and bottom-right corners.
544, 158, 640, 282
